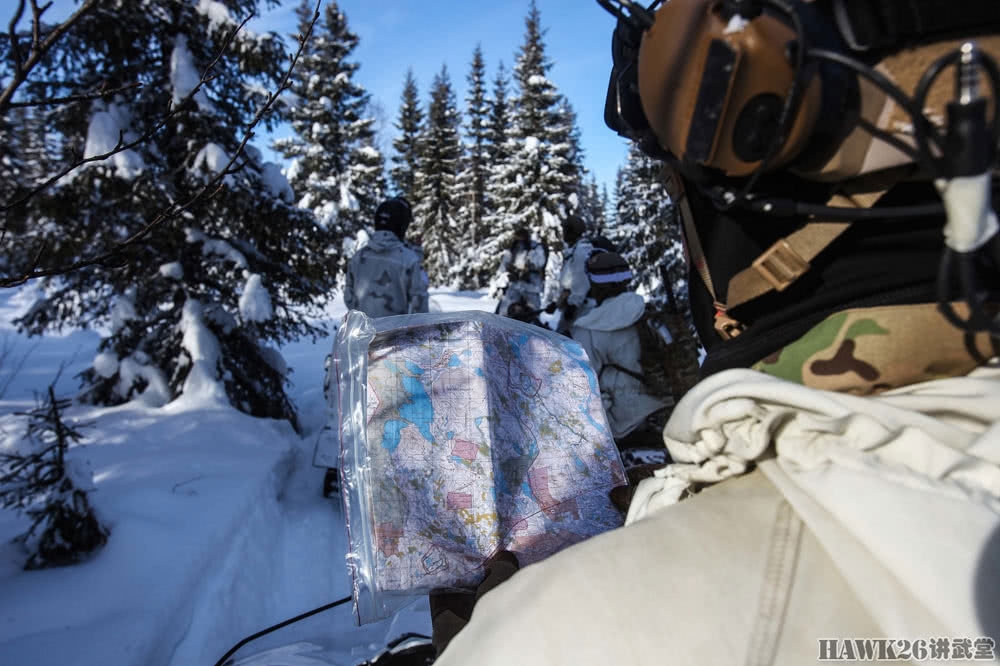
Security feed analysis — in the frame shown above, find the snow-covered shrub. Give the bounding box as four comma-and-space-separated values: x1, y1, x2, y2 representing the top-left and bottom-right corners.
0, 387, 108, 570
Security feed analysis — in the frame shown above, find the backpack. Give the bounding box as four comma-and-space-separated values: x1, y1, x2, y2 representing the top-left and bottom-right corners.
609, 305, 702, 405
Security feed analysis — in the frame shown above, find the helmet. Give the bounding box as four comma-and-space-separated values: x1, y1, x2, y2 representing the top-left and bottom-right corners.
598, 0, 1000, 389
604, 0, 1000, 187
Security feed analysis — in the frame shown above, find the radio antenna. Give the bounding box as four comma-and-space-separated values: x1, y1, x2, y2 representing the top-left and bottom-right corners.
596, 0, 656, 31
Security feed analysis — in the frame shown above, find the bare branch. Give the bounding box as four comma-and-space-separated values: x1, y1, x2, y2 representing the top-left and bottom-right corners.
0, 0, 99, 114
0, 0, 324, 288
6, 80, 142, 109
30, 1, 45, 52
7, 1, 26, 75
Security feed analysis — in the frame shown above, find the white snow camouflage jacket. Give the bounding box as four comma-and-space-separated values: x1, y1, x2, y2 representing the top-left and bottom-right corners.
570, 292, 669, 439
344, 231, 428, 318
498, 241, 547, 293
559, 238, 594, 307
436, 363, 1000, 666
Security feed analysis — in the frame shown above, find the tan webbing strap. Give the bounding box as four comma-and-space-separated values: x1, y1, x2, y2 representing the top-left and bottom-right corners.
725, 220, 852, 308
725, 191, 886, 310
661, 164, 888, 339
663, 167, 748, 339
663, 167, 718, 301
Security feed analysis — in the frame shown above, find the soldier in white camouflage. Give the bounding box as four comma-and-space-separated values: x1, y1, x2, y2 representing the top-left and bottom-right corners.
495, 227, 547, 317
344, 197, 429, 318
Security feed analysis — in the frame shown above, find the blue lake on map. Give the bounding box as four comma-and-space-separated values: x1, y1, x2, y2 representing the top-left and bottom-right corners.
399, 376, 435, 443
382, 420, 406, 452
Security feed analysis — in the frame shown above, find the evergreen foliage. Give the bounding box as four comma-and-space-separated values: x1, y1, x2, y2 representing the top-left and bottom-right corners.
452, 46, 490, 288
6, 0, 328, 428
274, 0, 385, 270
485, 62, 513, 175
390, 70, 423, 202
0, 386, 108, 570
615, 144, 702, 398
489, 1, 582, 259
615, 142, 689, 315
475, 61, 516, 286
578, 174, 609, 240
409, 65, 462, 287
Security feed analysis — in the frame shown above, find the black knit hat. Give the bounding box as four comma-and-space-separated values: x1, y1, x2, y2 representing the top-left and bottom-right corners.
586, 251, 633, 285
562, 214, 587, 239
375, 197, 413, 235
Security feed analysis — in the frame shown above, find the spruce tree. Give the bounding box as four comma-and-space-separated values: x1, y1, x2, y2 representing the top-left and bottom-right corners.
451, 46, 492, 289
456, 47, 489, 248
9, 0, 329, 429
615, 144, 701, 398
477, 61, 516, 286
410, 65, 462, 287
601, 183, 613, 234
390, 70, 423, 201
579, 175, 608, 238
486, 61, 513, 171
610, 166, 629, 250
1, 386, 108, 570
616, 142, 687, 313
274, 0, 384, 270
554, 98, 586, 213
491, 1, 581, 253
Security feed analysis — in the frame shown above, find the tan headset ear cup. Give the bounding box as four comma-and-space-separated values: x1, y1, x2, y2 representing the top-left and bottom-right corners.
637, 0, 822, 177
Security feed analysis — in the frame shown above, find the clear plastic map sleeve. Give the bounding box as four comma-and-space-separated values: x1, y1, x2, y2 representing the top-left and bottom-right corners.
335, 310, 627, 625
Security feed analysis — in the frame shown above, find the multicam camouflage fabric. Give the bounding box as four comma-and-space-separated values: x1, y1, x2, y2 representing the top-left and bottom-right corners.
753, 303, 998, 395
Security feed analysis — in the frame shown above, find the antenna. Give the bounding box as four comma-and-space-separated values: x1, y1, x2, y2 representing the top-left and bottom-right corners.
596, 0, 656, 31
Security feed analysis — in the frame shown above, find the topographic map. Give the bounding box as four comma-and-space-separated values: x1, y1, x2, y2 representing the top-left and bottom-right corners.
359, 317, 626, 596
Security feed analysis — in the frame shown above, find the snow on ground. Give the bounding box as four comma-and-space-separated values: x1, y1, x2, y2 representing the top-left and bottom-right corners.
0, 286, 496, 666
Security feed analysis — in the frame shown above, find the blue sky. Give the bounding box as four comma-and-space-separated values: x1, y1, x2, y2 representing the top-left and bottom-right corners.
258, 0, 631, 193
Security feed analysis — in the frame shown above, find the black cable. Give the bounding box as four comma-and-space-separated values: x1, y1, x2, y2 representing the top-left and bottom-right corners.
805, 47, 945, 164
743, 199, 944, 220
212, 595, 352, 666
913, 47, 1000, 172
937, 249, 1000, 334
855, 117, 924, 165
916, 46, 1000, 334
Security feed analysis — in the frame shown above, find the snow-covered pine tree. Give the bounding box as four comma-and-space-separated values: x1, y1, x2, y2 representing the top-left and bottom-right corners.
486, 61, 513, 175
476, 61, 516, 286
600, 182, 613, 236
0, 386, 108, 570
615, 143, 701, 399
0, 106, 37, 260
610, 165, 629, 250
616, 142, 688, 313
452, 45, 490, 289
274, 0, 384, 272
11, 0, 329, 430
494, 0, 579, 299
390, 70, 423, 201
492, 1, 583, 298
578, 174, 609, 241
554, 98, 586, 215
409, 65, 462, 287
